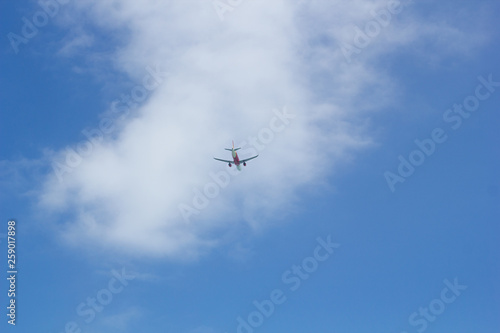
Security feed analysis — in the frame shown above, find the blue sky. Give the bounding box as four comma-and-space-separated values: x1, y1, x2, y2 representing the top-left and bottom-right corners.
1, 0, 499, 332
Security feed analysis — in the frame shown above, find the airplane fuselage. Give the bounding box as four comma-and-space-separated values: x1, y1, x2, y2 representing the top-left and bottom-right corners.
232, 149, 242, 170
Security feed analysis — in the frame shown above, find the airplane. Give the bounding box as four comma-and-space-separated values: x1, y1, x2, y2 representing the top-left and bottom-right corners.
214, 140, 259, 170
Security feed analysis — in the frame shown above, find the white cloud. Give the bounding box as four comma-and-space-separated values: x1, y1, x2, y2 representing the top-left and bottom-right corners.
189, 326, 217, 333
37, 0, 488, 259
57, 30, 94, 57
98, 307, 142, 331
81, 307, 142, 333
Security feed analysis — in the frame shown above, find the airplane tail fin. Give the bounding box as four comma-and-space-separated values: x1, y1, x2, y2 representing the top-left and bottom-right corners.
225, 140, 240, 151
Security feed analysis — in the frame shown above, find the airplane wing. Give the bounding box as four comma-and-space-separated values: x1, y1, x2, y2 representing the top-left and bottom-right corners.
240, 155, 259, 163
213, 157, 233, 163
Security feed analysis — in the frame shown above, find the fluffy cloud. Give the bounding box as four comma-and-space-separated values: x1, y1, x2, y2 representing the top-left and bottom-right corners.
38, 0, 480, 258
